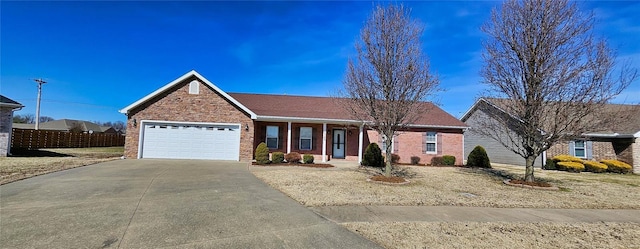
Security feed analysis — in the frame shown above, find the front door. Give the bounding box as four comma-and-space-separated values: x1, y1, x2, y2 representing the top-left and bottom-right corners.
332, 129, 346, 159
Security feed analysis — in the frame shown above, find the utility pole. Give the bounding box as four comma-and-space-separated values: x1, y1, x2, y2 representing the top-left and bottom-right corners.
34, 79, 47, 130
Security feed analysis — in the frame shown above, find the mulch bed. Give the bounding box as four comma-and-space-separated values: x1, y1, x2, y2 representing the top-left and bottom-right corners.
370, 175, 408, 184
395, 163, 464, 167
252, 162, 334, 168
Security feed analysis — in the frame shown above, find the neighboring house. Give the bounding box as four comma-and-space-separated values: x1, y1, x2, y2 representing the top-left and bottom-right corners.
462, 98, 640, 174
119, 70, 468, 163
13, 119, 115, 134
1, 95, 24, 156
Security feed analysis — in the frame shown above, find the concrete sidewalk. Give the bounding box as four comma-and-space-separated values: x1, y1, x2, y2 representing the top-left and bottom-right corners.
311, 206, 640, 223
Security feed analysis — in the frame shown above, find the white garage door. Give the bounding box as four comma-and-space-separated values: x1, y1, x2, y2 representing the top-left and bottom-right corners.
141, 122, 241, 160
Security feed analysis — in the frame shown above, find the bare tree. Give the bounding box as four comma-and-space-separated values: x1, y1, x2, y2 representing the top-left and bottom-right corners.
12, 114, 53, 124
479, 0, 636, 182
341, 4, 439, 177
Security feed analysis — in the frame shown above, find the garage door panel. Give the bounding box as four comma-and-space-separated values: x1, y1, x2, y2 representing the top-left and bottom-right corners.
141, 122, 240, 160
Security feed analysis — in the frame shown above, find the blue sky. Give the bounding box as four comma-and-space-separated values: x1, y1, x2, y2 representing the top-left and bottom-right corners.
2, 1, 638, 123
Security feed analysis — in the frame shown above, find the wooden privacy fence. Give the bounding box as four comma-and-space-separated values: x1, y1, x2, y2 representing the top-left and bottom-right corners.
11, 129, 125, 149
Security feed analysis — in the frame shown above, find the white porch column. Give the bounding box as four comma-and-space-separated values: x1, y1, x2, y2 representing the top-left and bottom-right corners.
287, 122, 292, 154
322, 123, 327, 162
358, 124, 364, 163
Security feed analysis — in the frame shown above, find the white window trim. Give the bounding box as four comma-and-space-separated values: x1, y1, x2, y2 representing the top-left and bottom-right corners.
188, 80, 200, 94
299, 127, 312, 150
425, 132, 437, 154
266, 126, 279, 149
574, 140, 586, 158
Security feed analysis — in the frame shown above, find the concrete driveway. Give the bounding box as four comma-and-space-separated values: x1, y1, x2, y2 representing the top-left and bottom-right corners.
0, 159, 380, 248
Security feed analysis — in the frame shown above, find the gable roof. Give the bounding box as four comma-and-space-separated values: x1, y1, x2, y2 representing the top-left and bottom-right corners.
462, 97, 640, 138
118, 70, 256, 119
230, 93, 467, 128
120, 70, 467, 129
0, 95, 24, 109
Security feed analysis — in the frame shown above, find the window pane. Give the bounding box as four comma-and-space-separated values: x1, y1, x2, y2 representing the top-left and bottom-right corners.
426, 132, 436, 142
575, 148, 585, 158
426, 143, 436, 152
266, 138, 278, 149
267, 126, 278, 137
300, 127, 312, 139
300, 139, 311, 150
574, 140, 585, 148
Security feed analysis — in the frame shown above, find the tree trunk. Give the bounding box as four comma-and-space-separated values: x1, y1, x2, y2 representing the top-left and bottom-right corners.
385, 137, 393, 177
524, 155, 537, 182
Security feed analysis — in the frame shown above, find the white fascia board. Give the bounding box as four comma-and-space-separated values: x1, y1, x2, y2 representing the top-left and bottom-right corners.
459, 98, 484, 121
256, 115, 364, 124
0, 103, 24, 110
635, 131, 640, 138
119, 70, 257, 119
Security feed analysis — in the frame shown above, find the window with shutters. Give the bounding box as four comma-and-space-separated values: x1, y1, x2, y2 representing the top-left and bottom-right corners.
300, 127, 312, 150
574, 140, 585, 158
266, 126, 279, 149
189, 80, 199, 94
425, 132, 437, 154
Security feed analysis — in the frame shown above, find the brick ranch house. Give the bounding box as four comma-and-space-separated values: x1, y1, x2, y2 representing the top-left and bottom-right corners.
119, 70, 468, 164
462, 98, 640, 174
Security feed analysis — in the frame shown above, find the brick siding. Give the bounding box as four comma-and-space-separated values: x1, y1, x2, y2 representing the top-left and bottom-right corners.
368, 129, 464, 165
634, 138, 640, 174
124, 76, 254, 161
1, 108, 13, 156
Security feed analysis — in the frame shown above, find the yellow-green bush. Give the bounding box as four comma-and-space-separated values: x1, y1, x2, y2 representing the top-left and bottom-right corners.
600, 160, 632, 174
552, 155, 583, 163
556, 161, 585, 173
582, 160, 607, 173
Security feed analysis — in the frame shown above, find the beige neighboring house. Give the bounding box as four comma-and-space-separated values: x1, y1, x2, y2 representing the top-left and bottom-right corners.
1, 95, 24, 156
13, 119, 116, 134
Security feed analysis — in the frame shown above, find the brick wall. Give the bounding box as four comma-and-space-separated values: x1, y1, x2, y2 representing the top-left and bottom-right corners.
368, 129, 464, 165
124, 76, 254, 161
634, 138, 640, 174
0, 108, 13, 156
547, 141, 618, 161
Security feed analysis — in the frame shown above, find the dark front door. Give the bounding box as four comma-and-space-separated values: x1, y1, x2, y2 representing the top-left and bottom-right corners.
332, 129, 345, 159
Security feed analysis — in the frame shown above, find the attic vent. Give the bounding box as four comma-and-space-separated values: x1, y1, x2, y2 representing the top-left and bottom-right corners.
189, 80, 200, 94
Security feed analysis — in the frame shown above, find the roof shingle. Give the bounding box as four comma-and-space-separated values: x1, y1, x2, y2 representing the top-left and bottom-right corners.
229, 93, 467, 128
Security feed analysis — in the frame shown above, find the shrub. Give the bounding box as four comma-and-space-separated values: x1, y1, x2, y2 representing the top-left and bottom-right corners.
362, 143, 384, 167
303, 154, 314, 164
544, 158, 556, 170
391, 154, 400, 164
442, 155, 456, 166
255, 142, 270, 165
600, 160, 632, 174
272, 152, 284, 164
285, 152, 302, 163
582, 160, 607, 173
431, 156, 445, 166
552, 155, 583, 163
556, 161, 585, 173
410, 156, 421, 165
467, 146, 491, 168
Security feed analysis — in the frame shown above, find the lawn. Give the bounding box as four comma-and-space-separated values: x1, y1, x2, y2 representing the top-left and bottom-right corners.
251, 164, 640, 249
252, 164, 640, 209
0, 147, 124, 185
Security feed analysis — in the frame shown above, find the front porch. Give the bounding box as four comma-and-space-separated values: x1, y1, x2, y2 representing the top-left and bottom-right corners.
253, 120, 368, 162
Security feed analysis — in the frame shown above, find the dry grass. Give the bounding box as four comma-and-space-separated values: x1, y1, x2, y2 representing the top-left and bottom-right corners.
344, 222, 640, 249
253, 165, 640, 248
0, 147, 123, 185
251, 165, 640, 209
